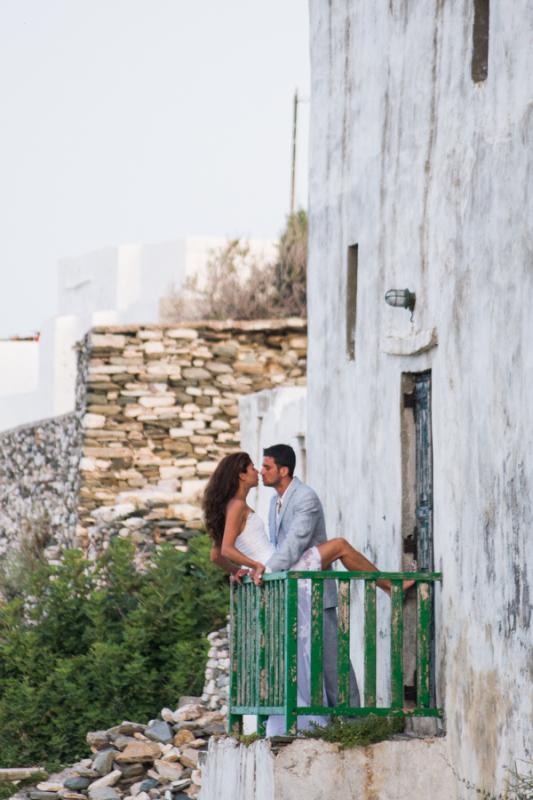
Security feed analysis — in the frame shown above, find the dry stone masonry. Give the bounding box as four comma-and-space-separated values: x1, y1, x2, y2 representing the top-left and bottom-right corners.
0, 413, 82, 563
201, 627, 230, 713
77, 320, 306, 564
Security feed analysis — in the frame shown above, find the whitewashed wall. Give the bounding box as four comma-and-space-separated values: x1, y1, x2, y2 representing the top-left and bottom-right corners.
307, 2, 533, 796
239, 387, 307, 524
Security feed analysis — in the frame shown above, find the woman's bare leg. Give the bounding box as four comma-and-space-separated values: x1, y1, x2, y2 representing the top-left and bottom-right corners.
316, 538, 414, 594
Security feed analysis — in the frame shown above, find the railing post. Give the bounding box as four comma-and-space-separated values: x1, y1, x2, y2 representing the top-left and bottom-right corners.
310, 579, 324, 706
364, 579, 377, 707
284, 575, 298, 734
228, 581, 242, 734
416, 581, 431, 707
256, 581, 267, 733
337, 579, 351, 707
390, 580, 404, 709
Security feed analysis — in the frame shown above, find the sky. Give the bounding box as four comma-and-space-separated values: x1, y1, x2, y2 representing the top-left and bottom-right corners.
0, 1, 310, 337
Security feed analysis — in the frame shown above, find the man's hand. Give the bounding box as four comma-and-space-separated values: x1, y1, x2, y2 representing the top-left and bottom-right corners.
230, 567, 251, 585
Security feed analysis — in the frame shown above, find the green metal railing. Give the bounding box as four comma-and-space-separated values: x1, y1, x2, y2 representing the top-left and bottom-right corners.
228, 570, 442, 735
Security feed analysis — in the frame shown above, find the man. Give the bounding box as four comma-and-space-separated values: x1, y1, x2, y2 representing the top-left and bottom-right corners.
261, 443, 360, 715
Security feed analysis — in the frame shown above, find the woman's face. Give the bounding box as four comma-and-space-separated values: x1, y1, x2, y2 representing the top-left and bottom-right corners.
240, 461, 259, 488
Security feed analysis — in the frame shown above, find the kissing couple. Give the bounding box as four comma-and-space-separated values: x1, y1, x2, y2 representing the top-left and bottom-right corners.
203, 444, 412, 733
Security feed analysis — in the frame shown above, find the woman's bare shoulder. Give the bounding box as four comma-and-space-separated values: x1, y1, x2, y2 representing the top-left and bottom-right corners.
226, 497, 247, 517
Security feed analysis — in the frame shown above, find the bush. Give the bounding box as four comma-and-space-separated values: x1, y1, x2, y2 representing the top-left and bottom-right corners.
160, 210, 307, 321
303, 715, 404, 748
0, 536, 228, 770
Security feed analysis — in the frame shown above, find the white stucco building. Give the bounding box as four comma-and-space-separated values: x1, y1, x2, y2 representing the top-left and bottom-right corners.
304, 1, 532, 796
0, 236, 276, 432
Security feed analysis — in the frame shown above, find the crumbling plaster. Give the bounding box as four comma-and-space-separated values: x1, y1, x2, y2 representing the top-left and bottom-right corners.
307, 1, 533, 795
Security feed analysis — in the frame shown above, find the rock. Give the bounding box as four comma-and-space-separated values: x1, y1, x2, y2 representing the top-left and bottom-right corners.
198, 720, 226, 736
179, 749, 199, 769
168, 504, 200, 522
191, 769, 202, 786
175, 704, 204, 722
178, 697, 203, 707
63, 777, 90, 791
88, 769, 121, 790
83, 414, 107, 429
138, 780, 159, 793
116, 764, 145, 780
153, 761, 184, 782
204, 361, 232, 374
139, 396, 175, 408
187, 739, 207, 749
160, 748, 181, 763
90, 334, 127, 350
173, 730, 195, 748
196, 462, 218, 476
181, 368, 210, 381
160, 708, 178, 724
92, 749, 118, 776
144, 720, 174, 744
115, 742, 162, 763
166, 329, 198, 340
87, 789, 120, 800
87, 731, 111, 749
111, 735, 138, 750
59, 793, 88, 800
116, 722, 147, 736
30, 793, 58, 800
36, 785, 63, 793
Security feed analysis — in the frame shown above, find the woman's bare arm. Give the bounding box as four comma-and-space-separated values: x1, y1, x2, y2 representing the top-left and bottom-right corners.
210, 545, 240, 575
221, 499, 265, 577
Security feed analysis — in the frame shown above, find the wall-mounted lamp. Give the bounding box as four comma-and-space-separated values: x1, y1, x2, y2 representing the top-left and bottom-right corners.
384, 289, 416, 314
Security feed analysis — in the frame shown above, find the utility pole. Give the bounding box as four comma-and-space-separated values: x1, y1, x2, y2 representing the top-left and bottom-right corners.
289, 88, 298, 216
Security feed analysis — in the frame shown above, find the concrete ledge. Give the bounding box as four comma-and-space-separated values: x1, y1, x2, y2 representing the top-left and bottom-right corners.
200, 735, 455, 800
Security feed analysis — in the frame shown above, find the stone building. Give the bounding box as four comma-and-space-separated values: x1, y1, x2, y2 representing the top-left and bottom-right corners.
305, 1, 532, 796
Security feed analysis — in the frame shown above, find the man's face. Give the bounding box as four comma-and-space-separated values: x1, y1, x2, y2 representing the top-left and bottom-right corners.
261, 456, 285, 487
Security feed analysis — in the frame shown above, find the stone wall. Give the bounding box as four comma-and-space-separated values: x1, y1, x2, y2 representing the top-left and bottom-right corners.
0, 412, 82, 563
201, 626, 230, 712
77, 320, 306, 563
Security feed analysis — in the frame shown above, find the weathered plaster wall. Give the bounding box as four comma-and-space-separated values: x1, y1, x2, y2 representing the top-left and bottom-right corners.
200, 736, 455, 800
307, 2, 533, 795
77, 321, 306, 563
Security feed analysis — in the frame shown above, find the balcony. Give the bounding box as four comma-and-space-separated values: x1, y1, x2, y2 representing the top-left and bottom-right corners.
228, 570, 442, 735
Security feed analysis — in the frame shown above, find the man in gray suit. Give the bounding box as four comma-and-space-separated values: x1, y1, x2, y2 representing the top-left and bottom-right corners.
262, 443, 360, 709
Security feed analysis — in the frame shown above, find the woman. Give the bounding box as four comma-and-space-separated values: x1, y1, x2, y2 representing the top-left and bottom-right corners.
204, 451, 412, 591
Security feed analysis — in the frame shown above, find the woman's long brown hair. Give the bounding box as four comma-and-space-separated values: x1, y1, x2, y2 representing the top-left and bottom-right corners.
202, 451, 252, 546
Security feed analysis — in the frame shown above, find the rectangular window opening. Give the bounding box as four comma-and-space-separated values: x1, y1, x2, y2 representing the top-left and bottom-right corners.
346, 244, 358, 360
471, 0, 490, 83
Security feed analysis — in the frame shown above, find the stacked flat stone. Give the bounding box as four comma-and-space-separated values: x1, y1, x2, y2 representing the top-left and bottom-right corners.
201, 627, 230, 712
76, 320, 306, 564
21, 699, 225, 800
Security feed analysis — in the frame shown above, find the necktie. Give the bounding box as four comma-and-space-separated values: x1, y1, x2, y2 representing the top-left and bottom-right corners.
276, 497, 282, 520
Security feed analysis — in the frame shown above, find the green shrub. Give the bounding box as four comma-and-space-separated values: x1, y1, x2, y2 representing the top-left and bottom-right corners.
303, 715, 404, 748
0, 536, 228, 770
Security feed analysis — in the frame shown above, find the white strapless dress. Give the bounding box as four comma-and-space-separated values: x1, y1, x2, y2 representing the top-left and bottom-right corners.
235, 512, 327, 735
235, 511, 321, 572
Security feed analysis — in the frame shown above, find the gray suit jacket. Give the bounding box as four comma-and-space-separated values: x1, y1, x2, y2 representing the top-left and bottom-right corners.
265, 477, 337, 609
264, 476, 360, 707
